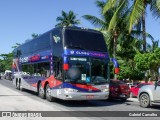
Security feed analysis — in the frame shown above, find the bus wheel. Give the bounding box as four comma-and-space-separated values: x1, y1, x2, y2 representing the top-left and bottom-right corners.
38, 83, 45, 99
45, 84, 55, 102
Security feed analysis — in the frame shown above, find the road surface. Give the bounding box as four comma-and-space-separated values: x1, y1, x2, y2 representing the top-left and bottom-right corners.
0, 79, 159, 120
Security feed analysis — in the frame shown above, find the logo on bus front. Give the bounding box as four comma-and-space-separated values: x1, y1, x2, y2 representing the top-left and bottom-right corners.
70, 50, 74, 54
53, 35, 60, 43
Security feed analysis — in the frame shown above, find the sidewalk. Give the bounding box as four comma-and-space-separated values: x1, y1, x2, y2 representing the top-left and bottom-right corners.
128, 98, 138, 102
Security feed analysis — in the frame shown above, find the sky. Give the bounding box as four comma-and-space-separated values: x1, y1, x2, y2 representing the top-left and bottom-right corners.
0, 0, 160, 55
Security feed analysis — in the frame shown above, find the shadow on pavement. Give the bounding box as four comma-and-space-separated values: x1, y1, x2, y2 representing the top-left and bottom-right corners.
52, 98, 132, 107
16, 88, 136, 107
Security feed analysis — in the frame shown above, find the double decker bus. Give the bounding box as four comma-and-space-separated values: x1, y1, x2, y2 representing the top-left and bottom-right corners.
12, 27, 110, 101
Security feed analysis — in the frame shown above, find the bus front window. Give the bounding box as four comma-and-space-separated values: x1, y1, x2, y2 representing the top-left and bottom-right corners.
91, 58, 108, 84
65, 57, 108, 84
65, 57, 90, 84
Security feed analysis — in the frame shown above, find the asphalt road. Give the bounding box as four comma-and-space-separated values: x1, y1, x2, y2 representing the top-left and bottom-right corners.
0, 79, 159, 120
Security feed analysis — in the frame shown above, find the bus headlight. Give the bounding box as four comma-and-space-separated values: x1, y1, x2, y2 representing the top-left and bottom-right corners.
101, 85, 109, 92
102, 88, 109, 92
64, 88, 78, 92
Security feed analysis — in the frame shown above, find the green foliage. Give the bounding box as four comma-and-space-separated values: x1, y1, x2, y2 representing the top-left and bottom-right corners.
11, 43, 21, 49
134, 48, 160, 79
0, 52, 13, 72
116, 59, 145, 80
83, 0, 158, 81
134, 48, 160, 71
118, 66, 145, 80
127, 0, 145, 33
55, 10, 80, 27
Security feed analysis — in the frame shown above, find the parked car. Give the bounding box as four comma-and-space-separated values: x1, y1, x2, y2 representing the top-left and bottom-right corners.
138, 80, 160, 108
4, 70, 12, 80
126, 83, 133, 88
130, 83, 152, 98
109, 80, 130, 101
0, 72, 4, 79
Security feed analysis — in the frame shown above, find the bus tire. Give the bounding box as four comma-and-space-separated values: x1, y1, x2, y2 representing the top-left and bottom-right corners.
45, 84, 55, 102
38, 83, 45, 99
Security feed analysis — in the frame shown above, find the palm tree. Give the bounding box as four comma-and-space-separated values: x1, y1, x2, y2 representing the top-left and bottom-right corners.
55, 10, 80, 27
124, 0, 160, 52
32, 33, 39, 39
12, 43, 21, 49
103, 0, 160, 52
83, 0, 123, 57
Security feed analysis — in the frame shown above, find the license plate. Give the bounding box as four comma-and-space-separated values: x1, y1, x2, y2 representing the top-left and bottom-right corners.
86, 95, 94, 99
120, 94, 125, 97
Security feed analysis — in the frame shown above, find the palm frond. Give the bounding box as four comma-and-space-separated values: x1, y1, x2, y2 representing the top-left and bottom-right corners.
103, 0, 117, 14
131, 30, 154, 41
62, 10, 68, 19
55, 23, 63, 27
150, 0, 160, 19
127, 0, 145, 33
108, 0, 126, 32
56, 16, 64, 22
157, 0, 160, 10
95, 0, 105, 10
82, 15, 106, 28
55, 10, 80, 27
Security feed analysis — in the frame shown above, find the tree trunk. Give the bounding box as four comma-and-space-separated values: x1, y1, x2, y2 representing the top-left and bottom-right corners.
142, 4, 146, 52
113, 31, 118, 58
142, 12, 146, 52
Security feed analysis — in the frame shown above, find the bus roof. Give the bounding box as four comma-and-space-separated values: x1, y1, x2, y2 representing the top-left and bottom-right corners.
13, 27, 106, 56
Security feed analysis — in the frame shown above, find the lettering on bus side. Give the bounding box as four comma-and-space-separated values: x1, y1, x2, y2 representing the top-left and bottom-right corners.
75, 51, 90, 55
29, 55, 41, 62
19, 57, 29, 63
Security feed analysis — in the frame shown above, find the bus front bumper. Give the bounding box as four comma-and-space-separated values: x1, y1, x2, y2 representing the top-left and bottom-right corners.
62, 91, 109, 100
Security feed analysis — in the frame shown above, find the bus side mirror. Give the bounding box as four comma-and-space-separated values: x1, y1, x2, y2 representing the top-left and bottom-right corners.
114, 68, 119, 74
63, 64, 69, 71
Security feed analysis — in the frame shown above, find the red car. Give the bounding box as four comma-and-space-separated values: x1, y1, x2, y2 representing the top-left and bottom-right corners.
109, 80, 130, 101
130, 83, 152, 97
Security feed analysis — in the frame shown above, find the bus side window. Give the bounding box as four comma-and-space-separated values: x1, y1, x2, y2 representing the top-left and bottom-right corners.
38, 62, 50, 77
53, 57, 63, 80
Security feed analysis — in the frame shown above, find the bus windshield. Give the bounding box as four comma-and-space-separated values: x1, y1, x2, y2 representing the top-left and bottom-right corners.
65, 56, 108, 85
64, 29, 107, 52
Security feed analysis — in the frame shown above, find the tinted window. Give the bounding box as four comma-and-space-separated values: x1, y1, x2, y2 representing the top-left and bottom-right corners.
91, 58, 107, 80
22, 62, 50, 77
16, 32, 51, 55
137, 84, 150, 88
53, 56, 63, 80
64, 29, 107, 52
110, 80, 124, 86
52, 29, 63, 56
